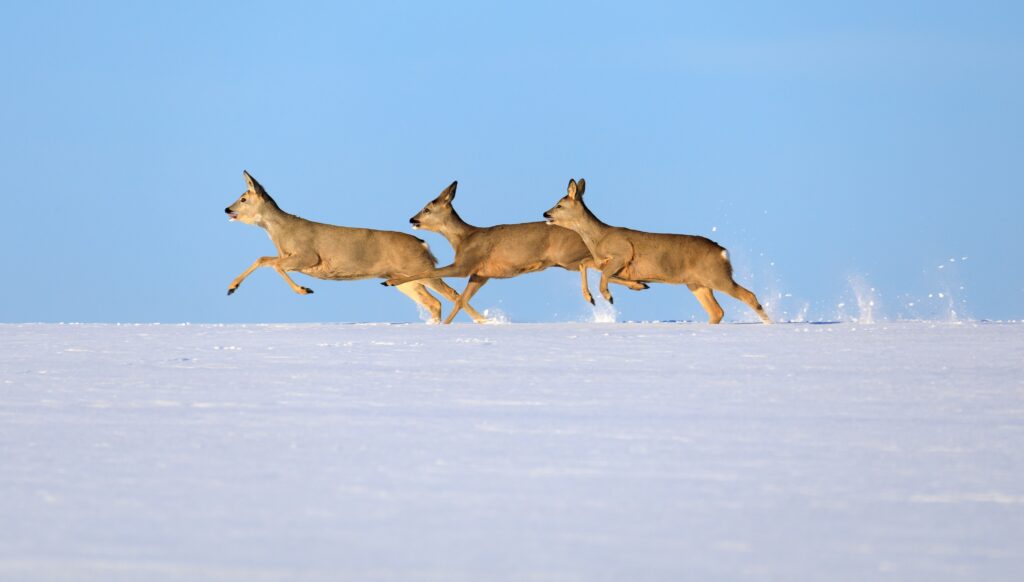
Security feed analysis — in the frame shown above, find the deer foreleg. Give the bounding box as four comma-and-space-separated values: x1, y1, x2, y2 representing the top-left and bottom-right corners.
598, 256, 626, 304
579, 258, 647, 303
228, 256, 276, 295
578, 260, 596, 305
421, 279, 488, 323
270, 254, 318, 295
444, 275, 490, 324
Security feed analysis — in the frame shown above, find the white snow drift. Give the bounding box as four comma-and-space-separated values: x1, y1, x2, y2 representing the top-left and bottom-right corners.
1, 322, 1022, 581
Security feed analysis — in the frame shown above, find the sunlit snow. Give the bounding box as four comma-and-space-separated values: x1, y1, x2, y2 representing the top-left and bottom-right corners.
2, 322, 1022, 580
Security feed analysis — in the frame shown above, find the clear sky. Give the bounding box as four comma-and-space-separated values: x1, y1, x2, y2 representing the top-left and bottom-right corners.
1, 1, 1021, 323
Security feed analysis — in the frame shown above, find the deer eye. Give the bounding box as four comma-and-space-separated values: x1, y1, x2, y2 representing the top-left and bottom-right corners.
240, 197, 247, 203
423, 208, 431, 214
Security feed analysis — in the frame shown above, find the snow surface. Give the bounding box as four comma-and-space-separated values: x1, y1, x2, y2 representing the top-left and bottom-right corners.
1, 322, 1023, 581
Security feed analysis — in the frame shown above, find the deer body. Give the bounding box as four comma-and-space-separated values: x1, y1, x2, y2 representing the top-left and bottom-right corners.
225, 171, 483, 323
544, 179, 771, 324
383, 181, 648, 323
433, 221, 590, 278
570, 225, 729, 285
262, 218, 433, 281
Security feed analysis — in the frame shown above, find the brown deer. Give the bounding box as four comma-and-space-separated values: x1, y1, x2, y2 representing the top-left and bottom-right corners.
381, 181, 649, 323
224, 171, 484, 323
542, 178, 771, 324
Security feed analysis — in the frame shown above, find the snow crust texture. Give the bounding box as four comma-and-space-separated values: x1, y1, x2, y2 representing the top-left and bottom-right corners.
1, 322, 1023, 581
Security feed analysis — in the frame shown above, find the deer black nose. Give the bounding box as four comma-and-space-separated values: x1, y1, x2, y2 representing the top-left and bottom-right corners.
225, 207, 232, 214
409, 218, 419, 225
543, 212, 551, 219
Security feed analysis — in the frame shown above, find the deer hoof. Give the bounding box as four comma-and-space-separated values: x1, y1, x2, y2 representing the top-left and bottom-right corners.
227, 287, 236, 296
301, 287, 314, 294
587, 297, 595, 305
608, 296, 614, 305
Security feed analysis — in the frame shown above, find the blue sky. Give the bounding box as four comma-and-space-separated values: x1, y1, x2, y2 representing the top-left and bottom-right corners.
1, 1, 1021, 323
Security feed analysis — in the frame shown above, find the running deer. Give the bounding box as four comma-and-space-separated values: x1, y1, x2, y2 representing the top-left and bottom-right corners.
224, 171, 483, 323
542, 179, 772, 324
381, 181, 649, 323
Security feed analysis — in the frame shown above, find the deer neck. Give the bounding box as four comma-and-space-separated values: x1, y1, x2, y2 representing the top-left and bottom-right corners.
570, 205, 612, 255
436, 209, 478, 248
258, 204, 298, 242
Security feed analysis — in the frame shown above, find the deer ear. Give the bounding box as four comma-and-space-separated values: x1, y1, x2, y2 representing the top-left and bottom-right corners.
577, 178, 586, 197
243, 170, 267, 196
243, 170, 274, 202
438, 180, 457, 203
567, 178, 578, 200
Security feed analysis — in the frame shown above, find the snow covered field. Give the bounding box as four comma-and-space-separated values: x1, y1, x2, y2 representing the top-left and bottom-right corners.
1, 321, 1022, 581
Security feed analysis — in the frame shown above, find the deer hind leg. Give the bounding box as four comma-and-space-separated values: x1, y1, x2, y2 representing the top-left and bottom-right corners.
394, 282, 442, 324
444, 275, 489, 324
384, 263, 470, 287
612, 278, 649, 291
688, 284, 724, 325
717, 281, 772, 324
421, 278, 487, 323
